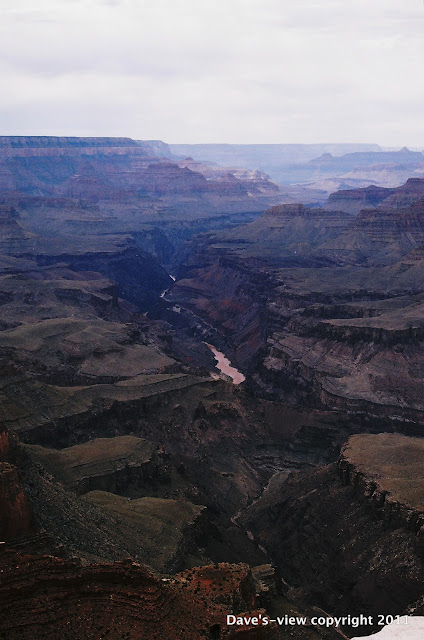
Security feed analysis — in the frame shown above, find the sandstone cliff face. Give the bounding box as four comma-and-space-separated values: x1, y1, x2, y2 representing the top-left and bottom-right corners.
259, 302, 424, 425
338, 434, 424, 540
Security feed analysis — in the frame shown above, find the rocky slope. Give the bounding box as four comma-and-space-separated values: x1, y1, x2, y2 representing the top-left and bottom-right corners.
24, 436, 168, 495
2, 135, 424, 637
0, 425, 345, 639
0, 550, 235, 640
323, 198, 424, 265
240, 433, 424, 635
168, 181, 424, 426
327, 177, 424, 214
0, 548, 348, 640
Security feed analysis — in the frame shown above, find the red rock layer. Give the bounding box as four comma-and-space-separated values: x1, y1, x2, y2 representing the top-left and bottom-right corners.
174, 563, 257, 611
0, 551, 278, 639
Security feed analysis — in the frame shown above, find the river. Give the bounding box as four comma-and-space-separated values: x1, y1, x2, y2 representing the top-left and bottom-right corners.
159, 276, 245, 385
160, 275, 176, 298
204, 343, 245, 385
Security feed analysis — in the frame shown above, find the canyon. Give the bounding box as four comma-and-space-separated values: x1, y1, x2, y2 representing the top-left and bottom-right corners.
167, 144, 424, 193
0, 136, 423, 639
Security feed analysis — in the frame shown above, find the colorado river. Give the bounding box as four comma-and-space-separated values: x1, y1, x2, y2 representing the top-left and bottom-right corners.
204, 343, 245, 385
160, 275, 176, 298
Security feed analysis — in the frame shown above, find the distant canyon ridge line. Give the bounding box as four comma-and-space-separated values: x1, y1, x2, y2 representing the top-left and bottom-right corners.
2, 136, 424, 193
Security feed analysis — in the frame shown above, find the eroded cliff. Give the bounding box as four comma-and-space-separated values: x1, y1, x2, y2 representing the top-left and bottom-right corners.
240, 433, 424, 634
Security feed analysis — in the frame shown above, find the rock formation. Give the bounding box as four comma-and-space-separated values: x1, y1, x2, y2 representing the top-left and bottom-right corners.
240, 433, 424, 635
170, 180, 424, 425
1, 135, 424, 637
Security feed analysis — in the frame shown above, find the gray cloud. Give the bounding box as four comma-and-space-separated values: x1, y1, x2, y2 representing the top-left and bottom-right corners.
0, 0, 423, 145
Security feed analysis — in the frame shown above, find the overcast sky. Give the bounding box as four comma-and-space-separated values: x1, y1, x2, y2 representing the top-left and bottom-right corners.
1, 0, 423, 145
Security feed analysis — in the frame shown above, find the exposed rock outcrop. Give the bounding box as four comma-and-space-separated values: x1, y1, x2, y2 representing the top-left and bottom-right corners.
3, 135, 424, 638
327, 177, 424, 214
24, 436, 170, 495
169, 187, 424, 425
240, 433, 424, 633
0, 550, 226, 640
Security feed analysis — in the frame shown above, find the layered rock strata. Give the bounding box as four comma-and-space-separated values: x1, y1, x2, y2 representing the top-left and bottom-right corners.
169, 184, 424, 425
240, 433, 424, 632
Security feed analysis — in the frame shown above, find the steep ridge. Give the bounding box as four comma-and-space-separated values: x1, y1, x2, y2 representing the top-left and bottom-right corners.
24, 436, 168, 495
326, 185, 396, 214
240, 433, 424, 634
327, 177, 424, 214
204, 203, 352, 265
324, 198, 424, 265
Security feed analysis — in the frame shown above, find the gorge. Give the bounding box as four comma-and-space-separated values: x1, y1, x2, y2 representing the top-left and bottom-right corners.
0, 136, 423, 639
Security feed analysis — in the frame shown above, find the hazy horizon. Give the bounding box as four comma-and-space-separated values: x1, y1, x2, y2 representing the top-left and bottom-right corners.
0, 137, 422, 153
1, 0, 423, 146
